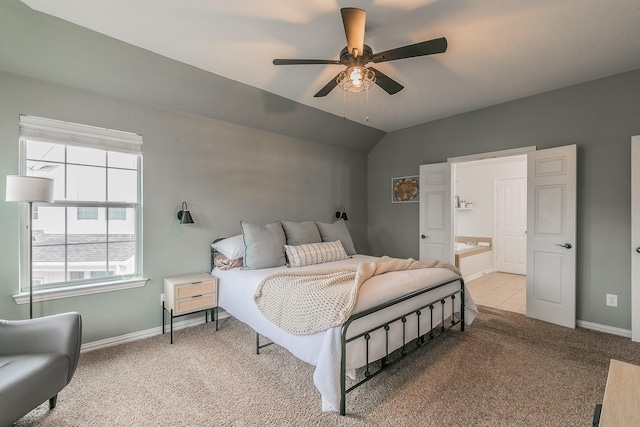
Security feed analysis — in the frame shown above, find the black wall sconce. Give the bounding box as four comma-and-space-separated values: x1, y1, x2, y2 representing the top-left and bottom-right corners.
177, 201, 194, 224
335, 206, 348, 221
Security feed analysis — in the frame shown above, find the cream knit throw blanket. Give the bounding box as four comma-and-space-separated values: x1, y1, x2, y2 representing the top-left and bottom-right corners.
253, 256, 461, 335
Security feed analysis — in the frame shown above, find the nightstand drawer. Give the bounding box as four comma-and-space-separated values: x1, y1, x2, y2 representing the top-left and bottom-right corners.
163, 272, 220, 343
175, 281, 215, 298
164, 273, 218, 312
175, 293, 216, 315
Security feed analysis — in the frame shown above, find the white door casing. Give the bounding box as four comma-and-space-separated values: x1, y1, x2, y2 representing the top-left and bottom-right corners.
631, 136, 640, 342
526, 145, 577, 328
495, 177, 527, 275
419, 163, 453, 263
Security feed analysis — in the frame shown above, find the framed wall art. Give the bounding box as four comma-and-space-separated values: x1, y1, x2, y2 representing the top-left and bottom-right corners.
392, 175, 419, 203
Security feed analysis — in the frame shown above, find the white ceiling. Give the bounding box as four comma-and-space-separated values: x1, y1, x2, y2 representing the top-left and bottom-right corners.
22, 0, 640, 132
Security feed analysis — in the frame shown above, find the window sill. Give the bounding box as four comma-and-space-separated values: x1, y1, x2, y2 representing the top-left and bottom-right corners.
13, 277, 148, 304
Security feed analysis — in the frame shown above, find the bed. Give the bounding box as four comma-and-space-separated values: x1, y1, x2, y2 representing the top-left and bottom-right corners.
210, 220, 478, 415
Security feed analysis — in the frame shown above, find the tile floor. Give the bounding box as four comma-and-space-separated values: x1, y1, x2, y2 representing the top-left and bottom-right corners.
466, 271, 526, 314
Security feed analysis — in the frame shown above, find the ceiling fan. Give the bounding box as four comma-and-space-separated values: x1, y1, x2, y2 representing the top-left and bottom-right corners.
272, 7, 447, 97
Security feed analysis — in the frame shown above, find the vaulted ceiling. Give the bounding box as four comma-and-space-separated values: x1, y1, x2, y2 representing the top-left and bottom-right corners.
21, 0, 640, 132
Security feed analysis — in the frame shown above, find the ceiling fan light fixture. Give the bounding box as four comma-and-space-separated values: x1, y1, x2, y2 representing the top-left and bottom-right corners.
337, 66, 375, 93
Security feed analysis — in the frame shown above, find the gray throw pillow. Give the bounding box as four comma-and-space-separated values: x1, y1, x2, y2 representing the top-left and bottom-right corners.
315, 219, 357, 255
280, 220, 322, 246
241, 220, 286, 269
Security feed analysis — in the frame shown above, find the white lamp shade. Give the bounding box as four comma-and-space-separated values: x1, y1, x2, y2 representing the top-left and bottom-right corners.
5, 175, 54, 203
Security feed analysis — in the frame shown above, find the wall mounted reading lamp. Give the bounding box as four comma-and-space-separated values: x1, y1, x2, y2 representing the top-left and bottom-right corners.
335, 206, 348, 221
177, 201, 194, 224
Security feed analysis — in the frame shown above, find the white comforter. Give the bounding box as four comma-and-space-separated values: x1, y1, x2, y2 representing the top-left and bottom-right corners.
213, 255, 478, 412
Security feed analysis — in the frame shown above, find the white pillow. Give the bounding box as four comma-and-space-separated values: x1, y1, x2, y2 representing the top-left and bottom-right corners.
211, 234, 244, 260
284, 240, 348, 268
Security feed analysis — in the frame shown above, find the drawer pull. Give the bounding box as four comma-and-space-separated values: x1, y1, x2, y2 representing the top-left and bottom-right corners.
191, 281, 204, 284
191, 294, 203, 298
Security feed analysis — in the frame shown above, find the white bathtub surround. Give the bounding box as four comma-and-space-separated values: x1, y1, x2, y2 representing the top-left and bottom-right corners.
455, 236, 494, 281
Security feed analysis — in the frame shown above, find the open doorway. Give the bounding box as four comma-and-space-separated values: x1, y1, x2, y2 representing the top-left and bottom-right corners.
420, 145, 576, 326
453, 155, 527, 314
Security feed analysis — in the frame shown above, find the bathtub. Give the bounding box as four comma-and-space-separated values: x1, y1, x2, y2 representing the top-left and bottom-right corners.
455, 242, 478, 251
454, 238, 494, 281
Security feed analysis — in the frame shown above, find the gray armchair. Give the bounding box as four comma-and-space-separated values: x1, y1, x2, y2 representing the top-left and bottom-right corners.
0, 312, 82, 427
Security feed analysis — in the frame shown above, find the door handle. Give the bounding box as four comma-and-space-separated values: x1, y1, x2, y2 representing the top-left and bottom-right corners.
555, 243, 572, 249
421, 235, 428, 239
636, 247, 640, 254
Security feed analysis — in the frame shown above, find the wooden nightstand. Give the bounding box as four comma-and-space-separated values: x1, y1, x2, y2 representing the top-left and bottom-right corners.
162, 272, 218, 344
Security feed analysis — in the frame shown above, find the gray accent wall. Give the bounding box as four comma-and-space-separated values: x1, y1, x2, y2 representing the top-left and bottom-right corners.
0, 70, 369, 342
0, 0, 373, 342
3, 0, 640, 341
368, 69, 640, 330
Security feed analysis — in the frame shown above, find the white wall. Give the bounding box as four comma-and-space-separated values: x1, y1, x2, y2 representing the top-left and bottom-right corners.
454, 156, 527, 238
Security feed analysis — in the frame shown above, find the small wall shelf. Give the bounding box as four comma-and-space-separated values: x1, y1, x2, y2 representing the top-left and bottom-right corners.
455, 207, 473, 211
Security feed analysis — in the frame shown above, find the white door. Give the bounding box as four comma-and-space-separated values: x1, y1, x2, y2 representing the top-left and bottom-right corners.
526, 145, 577, 328
496, 178, 527, 274
631, 136, 640, 342
419, 163, 453, 263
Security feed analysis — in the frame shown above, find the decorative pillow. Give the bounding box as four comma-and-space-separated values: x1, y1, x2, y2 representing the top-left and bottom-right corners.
284, 240, 348, 268
213, 254, 243, 270
315, 219, 357, 255
211, 234, 244, 260
280, 220, 322, 246
241, 220, 286, 269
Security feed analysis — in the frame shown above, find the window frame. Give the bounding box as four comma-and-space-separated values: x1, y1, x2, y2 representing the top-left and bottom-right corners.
14, 115, 146, 301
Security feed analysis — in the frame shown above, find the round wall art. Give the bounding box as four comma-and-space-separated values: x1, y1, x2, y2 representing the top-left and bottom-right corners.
392, 176, 419, 203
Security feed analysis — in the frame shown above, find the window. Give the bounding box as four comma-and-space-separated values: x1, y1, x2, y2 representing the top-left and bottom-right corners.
77, 207, 98, 220
69, 271, 85, 281
90, 271, 115, 279
108, 208, 127, 221
19, 115, 143, 292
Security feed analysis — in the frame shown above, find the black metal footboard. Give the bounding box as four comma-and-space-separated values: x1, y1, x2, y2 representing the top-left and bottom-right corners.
339, 275, 465, 416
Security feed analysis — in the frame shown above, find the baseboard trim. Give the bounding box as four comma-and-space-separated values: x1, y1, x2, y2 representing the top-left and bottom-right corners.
577, 319, 632, 338
464, 268, 496, 283
80, 311, 631, 352
81, 311, 230, 353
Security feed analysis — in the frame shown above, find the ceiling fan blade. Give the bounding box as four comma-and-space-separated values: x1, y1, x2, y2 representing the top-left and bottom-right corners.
372, 37, 447, 63
341, 8, 366, 57
368, 67, 404, 95
314, 73, 341, 97
273, 59, 341, 65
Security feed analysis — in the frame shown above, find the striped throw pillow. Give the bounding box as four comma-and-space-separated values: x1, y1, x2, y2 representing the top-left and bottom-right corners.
284, 240, 348, 268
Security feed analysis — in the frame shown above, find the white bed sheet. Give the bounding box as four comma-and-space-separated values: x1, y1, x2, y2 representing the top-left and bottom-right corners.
213, 255, 478, 412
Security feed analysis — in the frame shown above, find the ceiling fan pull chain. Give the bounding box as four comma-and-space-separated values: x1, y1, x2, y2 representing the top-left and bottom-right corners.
365, 86, 369, 121
343, 88, 346, 119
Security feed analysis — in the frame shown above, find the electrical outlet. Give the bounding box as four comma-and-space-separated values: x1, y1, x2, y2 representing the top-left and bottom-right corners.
606, 294, 618, 307
160, 293, 164, 304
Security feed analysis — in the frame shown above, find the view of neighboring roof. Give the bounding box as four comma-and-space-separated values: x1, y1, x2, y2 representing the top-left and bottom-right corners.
32, 233, 135, 263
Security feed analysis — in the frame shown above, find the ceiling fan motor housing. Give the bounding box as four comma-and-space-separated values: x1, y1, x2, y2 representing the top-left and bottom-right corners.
339, 44, 373, 67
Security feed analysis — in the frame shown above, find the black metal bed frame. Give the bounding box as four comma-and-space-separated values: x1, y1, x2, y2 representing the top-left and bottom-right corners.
339, 276, 464, 415
210, 241, 465, 416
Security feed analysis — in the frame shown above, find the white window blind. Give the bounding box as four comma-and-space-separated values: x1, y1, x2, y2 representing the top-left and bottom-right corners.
19, 115, 142, 155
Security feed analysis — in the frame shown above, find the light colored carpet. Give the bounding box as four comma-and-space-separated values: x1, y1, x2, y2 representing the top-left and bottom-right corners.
15, 306, 640, 426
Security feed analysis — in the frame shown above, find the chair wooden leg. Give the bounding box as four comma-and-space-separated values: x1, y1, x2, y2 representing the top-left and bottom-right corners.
49, 394, 57, 410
